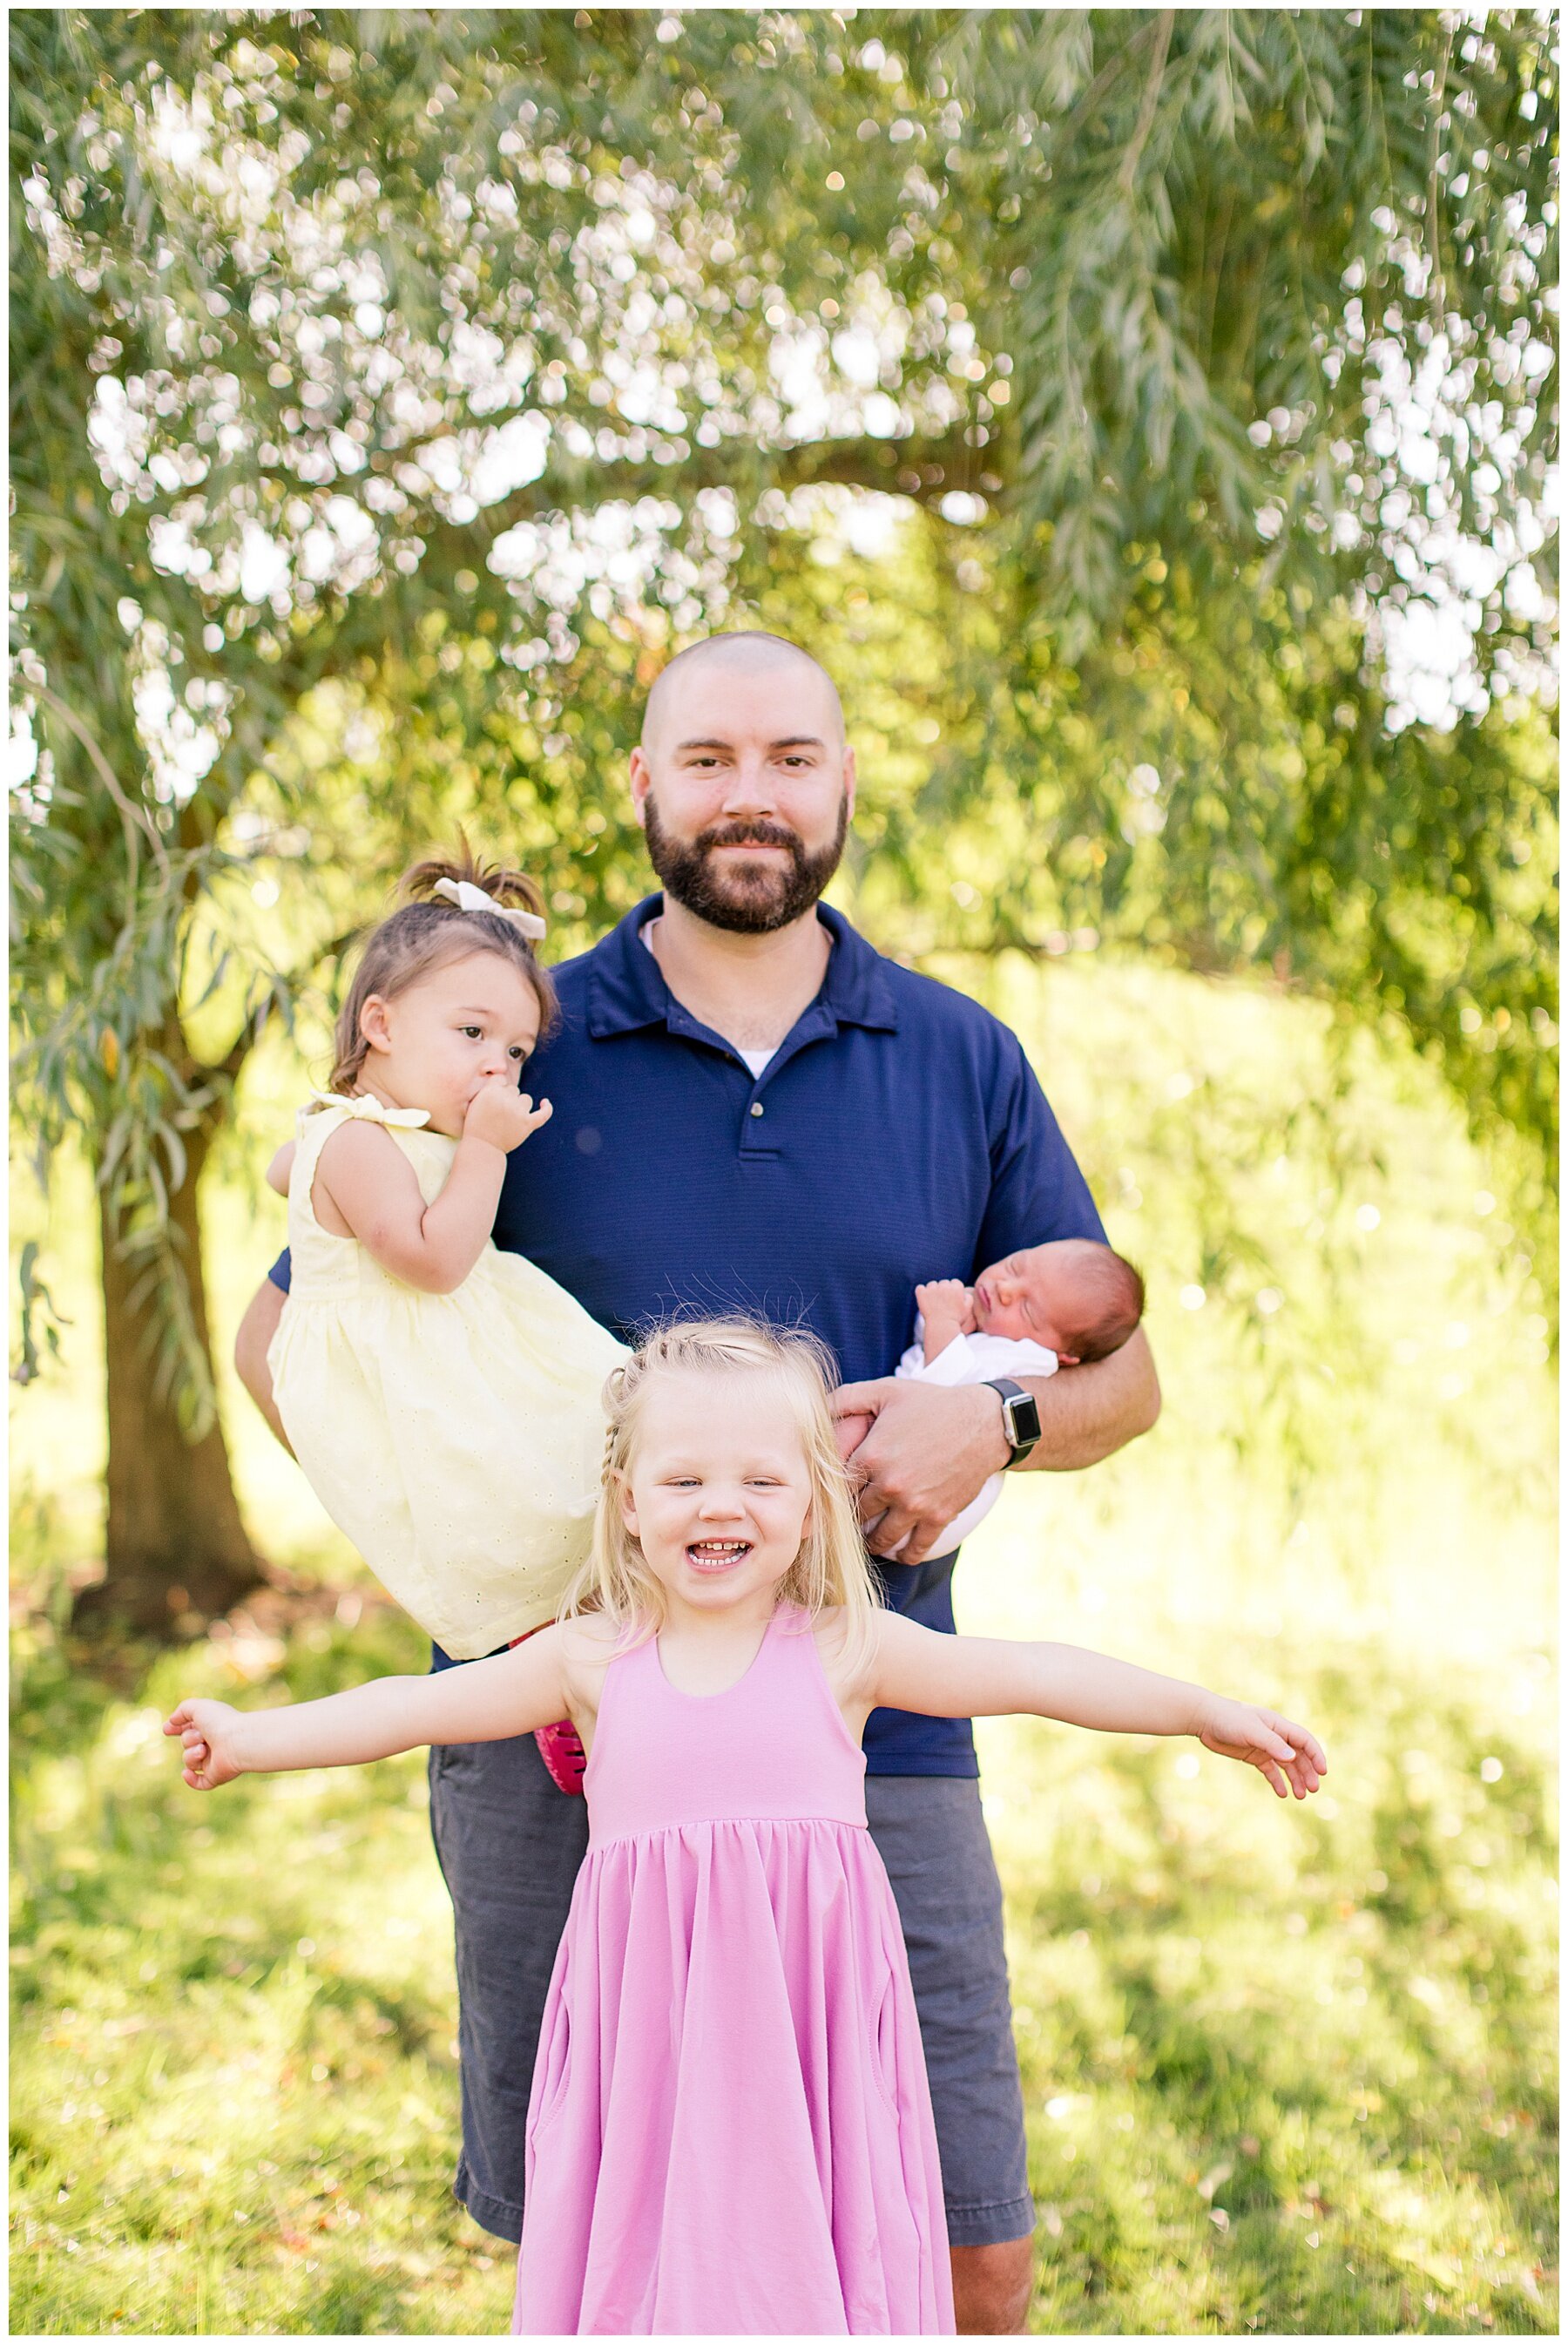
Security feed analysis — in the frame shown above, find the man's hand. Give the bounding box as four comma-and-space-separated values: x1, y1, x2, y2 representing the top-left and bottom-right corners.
915, 1277, 975, 1364
830, 1379, 1009, 1563
462, 1079, 553, 1154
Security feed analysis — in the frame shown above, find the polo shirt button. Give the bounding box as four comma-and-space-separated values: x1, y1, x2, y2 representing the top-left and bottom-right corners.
749, 1101, 765, 1118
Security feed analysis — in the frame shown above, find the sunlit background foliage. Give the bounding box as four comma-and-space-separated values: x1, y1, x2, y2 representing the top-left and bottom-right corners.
10, 4, 1556, 1616
10, 9, 1558, 2335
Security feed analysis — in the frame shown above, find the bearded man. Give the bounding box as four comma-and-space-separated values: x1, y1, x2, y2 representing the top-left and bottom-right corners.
236, 631, 1160, 2332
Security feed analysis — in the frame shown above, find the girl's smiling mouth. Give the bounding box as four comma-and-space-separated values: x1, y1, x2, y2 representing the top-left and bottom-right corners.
686, 1539, 753, 1572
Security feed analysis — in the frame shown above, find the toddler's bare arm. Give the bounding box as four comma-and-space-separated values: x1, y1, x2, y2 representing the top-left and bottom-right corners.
864, 1613, 1327, 1801
315, 1081, 551, 1293
314, 1117, 505, 1293
166, 1629, 574, 1789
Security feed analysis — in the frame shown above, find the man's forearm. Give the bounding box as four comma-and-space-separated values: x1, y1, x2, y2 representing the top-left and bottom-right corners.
1013, 1326, 1160, 1471
234, 1278, 292, 1453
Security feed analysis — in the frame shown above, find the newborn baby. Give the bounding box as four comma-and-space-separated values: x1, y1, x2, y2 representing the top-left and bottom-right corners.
891, 1239, 1145, 1555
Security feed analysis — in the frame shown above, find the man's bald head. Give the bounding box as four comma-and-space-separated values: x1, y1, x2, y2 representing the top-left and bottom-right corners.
641, 632, 845, 753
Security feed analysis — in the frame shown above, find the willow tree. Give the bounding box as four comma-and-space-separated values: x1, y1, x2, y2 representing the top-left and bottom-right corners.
10, 8, 1556, 1629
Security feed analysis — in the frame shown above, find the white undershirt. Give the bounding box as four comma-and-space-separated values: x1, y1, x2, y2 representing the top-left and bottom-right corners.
641, 921, 777, 1079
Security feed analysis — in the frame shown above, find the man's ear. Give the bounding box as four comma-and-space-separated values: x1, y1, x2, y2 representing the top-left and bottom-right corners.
628, 744, 652, 829
360, 995, 394, 1056
841, 742, 858, 821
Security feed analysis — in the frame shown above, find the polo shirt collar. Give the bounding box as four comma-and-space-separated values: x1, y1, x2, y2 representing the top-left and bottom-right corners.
586, 895, 899, 1040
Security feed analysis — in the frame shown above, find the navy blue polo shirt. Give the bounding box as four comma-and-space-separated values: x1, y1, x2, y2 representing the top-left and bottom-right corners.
271, 894, 1107, 1775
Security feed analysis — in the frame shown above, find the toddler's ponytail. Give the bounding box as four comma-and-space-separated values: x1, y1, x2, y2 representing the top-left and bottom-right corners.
401, 841, 549, 929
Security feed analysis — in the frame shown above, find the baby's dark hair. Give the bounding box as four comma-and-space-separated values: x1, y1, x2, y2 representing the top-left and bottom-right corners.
1060, 1246, 1146, 1365
328, 840, 558, 1096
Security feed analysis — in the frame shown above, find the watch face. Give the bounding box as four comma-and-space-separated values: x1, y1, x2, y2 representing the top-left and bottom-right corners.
1007, 1392, 1043, 1447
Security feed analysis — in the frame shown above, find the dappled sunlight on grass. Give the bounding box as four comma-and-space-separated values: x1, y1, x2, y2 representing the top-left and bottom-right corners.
11, 1607, 518, 2336
977, 1659, 1555, 2334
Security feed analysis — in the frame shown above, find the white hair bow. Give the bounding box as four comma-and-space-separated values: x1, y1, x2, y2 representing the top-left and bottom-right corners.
432, 875, 547, 940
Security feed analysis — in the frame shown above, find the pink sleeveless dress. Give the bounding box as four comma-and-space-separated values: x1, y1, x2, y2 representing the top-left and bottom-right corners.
512, 1606, 955, 2336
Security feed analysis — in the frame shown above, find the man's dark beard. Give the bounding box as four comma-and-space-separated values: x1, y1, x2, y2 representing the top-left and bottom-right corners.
642, 793, 848, 934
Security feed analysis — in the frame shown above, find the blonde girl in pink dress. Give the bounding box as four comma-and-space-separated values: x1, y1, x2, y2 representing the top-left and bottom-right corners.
166, 1320, 1327, 2337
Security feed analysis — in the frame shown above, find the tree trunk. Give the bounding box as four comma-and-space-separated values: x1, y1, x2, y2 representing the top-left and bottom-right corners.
77, 1118, 265, 1636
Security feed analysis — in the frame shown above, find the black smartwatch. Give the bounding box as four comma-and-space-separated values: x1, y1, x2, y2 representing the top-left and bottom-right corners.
984, 1377, 1043, 1467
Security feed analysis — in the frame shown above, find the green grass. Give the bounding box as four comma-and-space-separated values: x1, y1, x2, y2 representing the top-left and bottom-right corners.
987, 1655, 1556, 2334
10, 1600, 520, 2335
11, 955, 1558, 2334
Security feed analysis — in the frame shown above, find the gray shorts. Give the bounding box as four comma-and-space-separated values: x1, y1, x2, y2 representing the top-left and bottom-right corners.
428, 1738, 1034, 2252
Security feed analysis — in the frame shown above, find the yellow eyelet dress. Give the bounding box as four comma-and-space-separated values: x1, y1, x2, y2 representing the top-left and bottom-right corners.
267, 1094, 628, 1659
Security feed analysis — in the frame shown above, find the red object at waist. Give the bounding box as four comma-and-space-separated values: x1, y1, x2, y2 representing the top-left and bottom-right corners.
509, 1627, 586, 1795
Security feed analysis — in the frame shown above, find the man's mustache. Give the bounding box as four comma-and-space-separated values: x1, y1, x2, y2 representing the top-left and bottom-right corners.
696, 821, 806, 858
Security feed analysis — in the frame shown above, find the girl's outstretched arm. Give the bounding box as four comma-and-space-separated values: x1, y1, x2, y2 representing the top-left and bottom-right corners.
165, 1628, 573, 1792
866, 1614, 1327, 1800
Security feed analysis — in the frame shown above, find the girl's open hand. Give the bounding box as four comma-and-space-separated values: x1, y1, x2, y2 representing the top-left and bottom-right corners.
462, 1077, 553, 1154
1197, 1698, 1327, 1799
164, 1698, 247, 1792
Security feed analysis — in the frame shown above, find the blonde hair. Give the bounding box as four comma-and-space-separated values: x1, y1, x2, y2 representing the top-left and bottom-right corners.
564, 1318, 882, 1668
327, 839, 557, 1096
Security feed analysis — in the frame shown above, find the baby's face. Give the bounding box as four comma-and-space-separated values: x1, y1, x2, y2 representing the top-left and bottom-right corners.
971, 1247, 1079, 1357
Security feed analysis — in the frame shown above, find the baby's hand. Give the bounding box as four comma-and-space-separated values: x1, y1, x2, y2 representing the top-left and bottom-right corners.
164, 1698, 248, 1792
266, 1141, 296, 1197
463, 1078, 554, 1154
1197, 1697, 1328, 1800
916, 1278, 976, 1357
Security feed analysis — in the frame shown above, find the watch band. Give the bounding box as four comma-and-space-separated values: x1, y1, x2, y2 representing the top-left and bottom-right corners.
983, 1376, 1043, 1467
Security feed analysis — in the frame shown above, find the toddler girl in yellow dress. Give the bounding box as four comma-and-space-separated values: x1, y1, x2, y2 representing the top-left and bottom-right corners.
266, 850, 627, 1719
